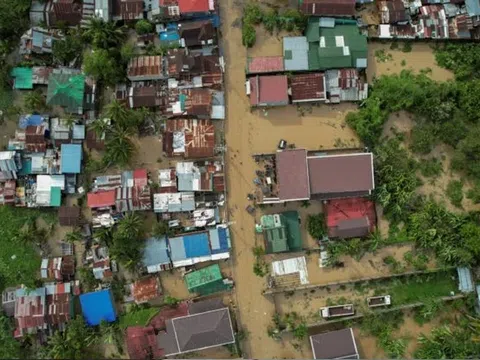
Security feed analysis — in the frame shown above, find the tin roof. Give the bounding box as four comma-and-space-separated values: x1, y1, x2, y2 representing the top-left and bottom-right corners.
326, 198, 376, 238
61, 144, 82, 174
113, 0, 144, 20
132, 277, 162, 303
149, 301, 189, 330
87, 190, 116, 208
307, 153, 374, 199
32, 66, 54, 85
249, 75, 289, 107
310, 328, 359, 359
127, 326, 165, 359
58, 206, 81, 226
290, 73, 326, 102
457, 267, 474, 293
184, 264, 222, 292
178, 0, 212, 14
11, 68, 33, 89
301, 0, 356, 16
378, 0, 407, 24
283, 37, 309, 71
25, 125, 46, 152
246, 56, 284, 74
164, 119, 215, 158
127, 56, 164, 79
46, 73, 85, 113
143, 237, 171, 271
276, 149, 310, 201
179, 20, 215, 47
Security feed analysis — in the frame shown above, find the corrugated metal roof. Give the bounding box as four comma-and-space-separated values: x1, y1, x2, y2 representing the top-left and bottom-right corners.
143, 237, 171, 271
249, 75, 289, 107
11, 68, 33, 89
87, 190, 116, 208
290, 73, 326, 102
271, 256, 309, 285
47, 73, 85, 114
132, 277, 161, 303
72, 124, 85, 140
283, 37, 309, 71
247, 56, 284, 74
457, 267, 474, 293
61, 144, 82, 174
185, 264, 222, 291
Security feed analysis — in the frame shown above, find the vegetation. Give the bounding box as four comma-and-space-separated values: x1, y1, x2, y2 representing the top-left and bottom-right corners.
252, 246, 268, 277
83, 49, 124, 86
119, 306, 160, 329
267, 312, 307, 340
152, 220, 175, 238
0, 314, 22, 358
110, 213, 145, 270
446, 180, 463, 208
306, 214, 326, 239
418, 158, 442, 178
78, 267, 100, 292
52, 28, 83, 65
135, 19, 153, 35
164, 295, 180, 307
23, 90, 47, 112
83, 18, 126, 50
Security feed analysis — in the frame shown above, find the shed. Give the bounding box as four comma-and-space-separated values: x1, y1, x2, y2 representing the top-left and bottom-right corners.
300, 0, 356, 16
143, 237, 172, 273
271, 256, 309, 285
61, 144, 82, 174
11, 68, 33, 90
326, 198, 376, 239
46, 73, 85, 114
185, 264, 231, 296
309, 328, 359, 359
72, 124, 86, 140
457, 267, 474, 293
283, 37, 309, 71
58, 206, 81, 226
79, 289, 117, 326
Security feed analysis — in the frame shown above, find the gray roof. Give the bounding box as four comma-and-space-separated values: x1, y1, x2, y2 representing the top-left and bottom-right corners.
188, 298, 224, 314
169, 236, 187, 261
457, 267, 474, 293
310, 328, 359, 359
335, 217, 370, 239
164, 308, 235, 355
142, 237, 170, 267
72, 124, 85, 140
283, 37, 309, 71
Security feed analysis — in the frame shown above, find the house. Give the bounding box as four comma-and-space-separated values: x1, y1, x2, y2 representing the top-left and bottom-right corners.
466, 0, 480, 17
307, 153, 374, 200
127, 56, 166, 82
261, 211, 302, 253
175, 161, 224, 192
41, 256, 75, 281
11, 68, 33, 90
126, 326, 164, 359
177, 0, 215, 16
153, 192, 195, 213
131, 277, 162, 303
123, 84, 169, 109
247, 75, 289, 107
85, 129, 105, 150
112, 0, 144, 21
185, 264, 232, 296
156, 306, 235, 355
290, 73, 326, 103
179, 20, 216, 48
310, 328, 359, 359
0, 180, 17, 205
261, 150, 374, 203
325, 69, 368, 103
325, 198, 376, 239
80, 289, 117, 326
32, 66, 54, 85
163, 119, 215, 158
0, 151, 20, 180
246, 56, 284, 75
300, 0, 356, 17
87, 190, 117, 209
30, 0, 83, 27
167, 88, 214, 117
25, 125, 47, 153
159, 168, 178, 193
51, 118, 71, 145
169, 226, 230, 268
14, 283, 76, 337
61, 144, 82, 174
34, 175, 65, 207
20, 27, 62, 55
143, 236, 172, 273
58, 206, 81, 226
378, 0, 408, 24
306, 21, 368, 70
46, 72, 85, 114
283, 37, 309, 71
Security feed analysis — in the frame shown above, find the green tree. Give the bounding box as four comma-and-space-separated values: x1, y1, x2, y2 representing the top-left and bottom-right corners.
0, 314, 21, 358
152, 220, 174, 238
120, 43, 136, 65
452, 126, 480, 179
78, 267, 100, 292
65, 230, 83, 243
242, 23, 256, 48
117, 212, 144, 239
52, 30, 83, 65
446, 180, 463, 208
99, 320, 119, 345
104, 128, 136, 167
103, 99, 134, 132
306, 214, 326, 239
110, 214, 145, 269
23, 90, 46, 112
94, 227, 113, 246
243, 2, 263, 24
135, 19, 153, 35
83, 18, 125, 49
83, 49, 124, 85
89, 118, 109, 138
164, 295, 180, 307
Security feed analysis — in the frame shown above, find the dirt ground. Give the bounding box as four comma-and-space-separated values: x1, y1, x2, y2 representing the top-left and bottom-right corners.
367, 42, 454, 83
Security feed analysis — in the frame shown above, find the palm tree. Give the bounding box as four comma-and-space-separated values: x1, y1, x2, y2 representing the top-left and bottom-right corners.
104, 128, 136, 167
16, 224, 36, 245
94, 227, 113, 246
23, 90, 46, 112
99, 320, 119, 345
63, 114, 77, 128
103, 99, 131, 131
65, 230, 83, 243
89, 118, 110, 138
117, 212, 143, 239
83, 18, 125, 49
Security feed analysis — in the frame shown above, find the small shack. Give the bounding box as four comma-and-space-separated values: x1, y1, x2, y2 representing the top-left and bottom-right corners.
184, 264, 232, 296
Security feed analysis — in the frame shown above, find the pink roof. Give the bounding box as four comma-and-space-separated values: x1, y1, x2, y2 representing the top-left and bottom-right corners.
249, 75, 289, 107
326, 198, 376, 237
149, 301, 189, 330
178, 0, 211, 13
276, 149, 310, 201
133, 169, 148, 187
247, 56, 284, 74
126, 326, 164, 359
87, 190, 116, 208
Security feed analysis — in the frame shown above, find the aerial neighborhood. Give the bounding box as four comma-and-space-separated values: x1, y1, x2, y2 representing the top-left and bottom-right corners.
0, 0, 480, 359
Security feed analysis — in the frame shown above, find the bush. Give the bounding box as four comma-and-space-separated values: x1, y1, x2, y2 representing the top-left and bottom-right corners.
418, 158, 442, 178
244, 2, 263, 25
446, 180, 463, 208
306, 214, 326, 239
135, 19, 153, 35
466, 181, 480, 203
410, 124, 437, 154
242, 23, 256, 48
262, 9, 278, 33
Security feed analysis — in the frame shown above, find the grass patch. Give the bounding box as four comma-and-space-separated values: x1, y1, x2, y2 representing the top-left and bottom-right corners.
119, 307, 160, 329
376, 271, 456, 306
0, 206, 56, 289
375, 49, 393, 62
446, 180, 463, 208
418, 158, 442, 178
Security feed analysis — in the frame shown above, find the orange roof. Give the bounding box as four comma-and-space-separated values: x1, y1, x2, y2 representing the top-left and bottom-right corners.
87, 190, 116, 208
132, 277, 161, 303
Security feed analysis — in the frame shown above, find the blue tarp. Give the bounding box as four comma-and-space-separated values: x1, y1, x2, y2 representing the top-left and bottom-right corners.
184, 232, 211, 258
80, 290, 117, 326
159, 30, 180, 42
19, 114, 43, 129
61, 144, 82, 174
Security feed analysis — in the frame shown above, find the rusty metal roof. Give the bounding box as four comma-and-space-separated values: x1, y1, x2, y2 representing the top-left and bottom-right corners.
276, 149, 310, 201
164, 119, 215, 158
127, 56, 163, 77
132, 277, 162, 303
290, 73, 326, 102
247, 56, 284, 74
58, 206, 81, 226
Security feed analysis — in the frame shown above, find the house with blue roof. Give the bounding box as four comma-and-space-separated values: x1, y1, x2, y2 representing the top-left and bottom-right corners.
143, 236, 172, 273
80, 289, 116, 326
169, 225, 231, 268
61, 144, 82, 174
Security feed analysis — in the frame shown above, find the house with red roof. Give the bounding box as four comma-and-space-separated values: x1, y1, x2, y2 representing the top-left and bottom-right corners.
131, 277, 162, 304
178, 0, 214, 16
247, 75, 289, 107
325, 198, 376, 239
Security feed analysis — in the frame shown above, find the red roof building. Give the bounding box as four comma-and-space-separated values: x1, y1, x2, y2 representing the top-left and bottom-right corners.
87, 190, 116, 209
25, 125, 47, 153
300, 0, 356, 17
163, 119, 215, 158
177, 0, 213, 14
149, 301, 189, 329
246, 56, 284, 75
126, 326, 165, 360
290, 73, 326, 103
325, 198, 376, 239
131, 277, 162, 304
127, 56, 165, 81
0, 180, 16, 205
113, 0, 144, 20
167, 88, 213, 117
248, 75, 289, 107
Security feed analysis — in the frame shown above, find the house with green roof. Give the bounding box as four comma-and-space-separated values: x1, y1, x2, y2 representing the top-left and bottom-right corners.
47, 73, 85, 114
11, 68, 33, 90
306, 20, 368, 70
261, 211, 303, 254
184, 264, 232, 296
